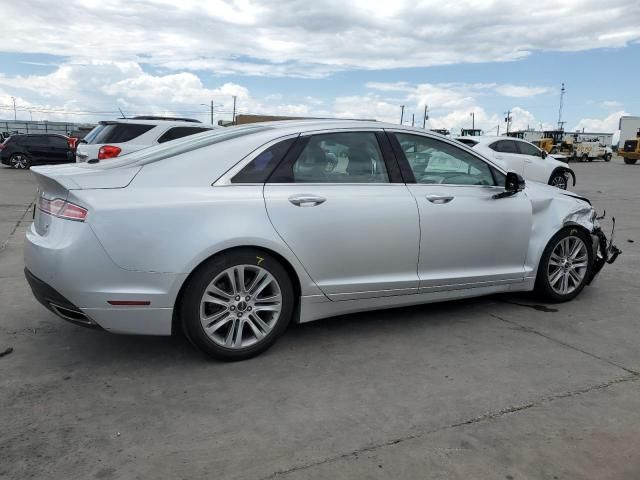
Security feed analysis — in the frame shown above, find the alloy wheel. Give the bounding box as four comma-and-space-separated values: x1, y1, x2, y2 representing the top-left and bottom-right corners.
199, 264, 282, 349
551, 173, 568, 190
10, 154, 28, 169
547, 236, 588, 295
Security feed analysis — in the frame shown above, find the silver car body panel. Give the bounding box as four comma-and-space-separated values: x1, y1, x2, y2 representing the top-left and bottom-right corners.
25, 120, 602, 334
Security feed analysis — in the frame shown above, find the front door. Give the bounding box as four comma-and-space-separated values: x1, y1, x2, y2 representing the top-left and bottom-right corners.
264, 130, 420, 300
390, 132, 532, 290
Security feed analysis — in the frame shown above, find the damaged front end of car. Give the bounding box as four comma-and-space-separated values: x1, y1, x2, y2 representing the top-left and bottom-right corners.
586, 212, 622, 285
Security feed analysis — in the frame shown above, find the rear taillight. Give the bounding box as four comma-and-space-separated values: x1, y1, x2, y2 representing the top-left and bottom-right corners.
68, 137, 78, 150
38, 197, 88, 222
98, 145, 122, 160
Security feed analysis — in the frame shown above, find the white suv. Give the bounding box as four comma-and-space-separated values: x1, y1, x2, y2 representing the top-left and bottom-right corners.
76, 117, 216, 163
457, 136, 575, 190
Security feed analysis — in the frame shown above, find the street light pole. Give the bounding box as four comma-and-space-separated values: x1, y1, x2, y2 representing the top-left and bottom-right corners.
11, 97, 16, 121
470, 111, 475, 130
232, 96, 237, 125
423, 105, 429, 129
400, 105, 404, 125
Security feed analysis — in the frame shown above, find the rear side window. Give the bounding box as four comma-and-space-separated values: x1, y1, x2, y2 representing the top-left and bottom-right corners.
490, 140, 518, 153
232, 138, 297, 183
157, 127, 210, 144
86, 123, 154, 144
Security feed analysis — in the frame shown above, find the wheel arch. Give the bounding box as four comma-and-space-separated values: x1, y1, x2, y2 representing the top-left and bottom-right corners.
171, 245, 303, 335
549, 167, 576, 187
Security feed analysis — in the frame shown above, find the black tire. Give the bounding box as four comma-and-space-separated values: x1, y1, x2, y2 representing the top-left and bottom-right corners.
604, 153, 612, 162
180, 248, 295, 361
548, 171, 568, 190
624, 158, 637, 165
9, 153, 31, 169
535, 228, 594, 303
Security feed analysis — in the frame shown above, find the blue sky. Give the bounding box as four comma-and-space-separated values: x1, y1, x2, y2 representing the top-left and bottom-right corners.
0, 0, 638, 134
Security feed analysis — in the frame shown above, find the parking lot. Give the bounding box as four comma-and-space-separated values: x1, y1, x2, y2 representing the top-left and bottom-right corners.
1, 158, 639, 479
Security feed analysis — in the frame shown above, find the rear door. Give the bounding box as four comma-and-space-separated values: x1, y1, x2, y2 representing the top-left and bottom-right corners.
389, 132, 532, 290
263, 130, 420, 300
46, 136, 72, 163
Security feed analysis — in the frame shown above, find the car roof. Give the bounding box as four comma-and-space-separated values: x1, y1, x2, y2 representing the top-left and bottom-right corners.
12, 133, 68, 138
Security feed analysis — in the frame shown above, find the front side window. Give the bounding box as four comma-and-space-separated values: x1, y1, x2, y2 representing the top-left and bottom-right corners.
516, 141, 542, 157
395, 133, 496, 186
283, 132, 389, 183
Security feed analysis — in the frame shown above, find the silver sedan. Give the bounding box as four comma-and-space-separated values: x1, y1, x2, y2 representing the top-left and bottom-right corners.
24, 120, 620, 360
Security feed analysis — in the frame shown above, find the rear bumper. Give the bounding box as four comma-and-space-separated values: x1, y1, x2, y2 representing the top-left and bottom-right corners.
24, 220, 184, 335
25, 268, 102, 329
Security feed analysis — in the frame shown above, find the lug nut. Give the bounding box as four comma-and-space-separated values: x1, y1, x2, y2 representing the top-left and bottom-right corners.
235, 295, 241, 301
237, 312, 243, 317
230, 305, 236, 311
245, 296, 251, 301
247, 306, 252, 311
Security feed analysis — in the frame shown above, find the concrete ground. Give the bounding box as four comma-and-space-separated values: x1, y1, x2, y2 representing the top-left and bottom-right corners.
1, 157, 639, 480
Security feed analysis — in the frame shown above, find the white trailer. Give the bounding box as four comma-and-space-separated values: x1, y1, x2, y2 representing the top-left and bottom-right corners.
619, 116, 640, 147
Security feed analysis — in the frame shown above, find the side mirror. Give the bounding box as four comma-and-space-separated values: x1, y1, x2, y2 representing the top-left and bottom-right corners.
541, 150, 548, 159
505, 171, 526, 192
495, 171, 525, 199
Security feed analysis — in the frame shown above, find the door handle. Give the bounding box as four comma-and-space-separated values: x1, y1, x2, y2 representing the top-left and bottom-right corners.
426, 195, 454, 204
288, 194, 326, 207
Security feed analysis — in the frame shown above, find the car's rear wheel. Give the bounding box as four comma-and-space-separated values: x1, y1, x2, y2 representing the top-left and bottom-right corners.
536, 228, 593, 302
624, 158, 637, 165
181, 249, 294, 361
549, 171, 568, 190
9, 153, 30, 169
604, 153, 612, 162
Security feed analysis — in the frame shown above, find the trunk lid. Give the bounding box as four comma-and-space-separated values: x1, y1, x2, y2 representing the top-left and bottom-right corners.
30, 163, 141, 191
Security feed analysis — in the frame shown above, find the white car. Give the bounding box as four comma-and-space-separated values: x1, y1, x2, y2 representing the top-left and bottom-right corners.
456, 136, 575, 190
76, 116, 215, 163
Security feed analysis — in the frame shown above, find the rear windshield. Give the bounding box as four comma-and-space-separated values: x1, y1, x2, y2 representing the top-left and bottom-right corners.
84, 123, 154, 144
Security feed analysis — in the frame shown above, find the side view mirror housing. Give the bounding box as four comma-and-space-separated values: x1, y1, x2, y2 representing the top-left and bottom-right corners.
506, 171, 526, 192
494, 171, 525, 199
541, 150, 548, 159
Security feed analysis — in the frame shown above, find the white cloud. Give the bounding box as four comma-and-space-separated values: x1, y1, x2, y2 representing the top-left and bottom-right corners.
0, 0, 638, 77
573, 111, 628, 133
495, 85, 549, 98
601, 100, 623, 109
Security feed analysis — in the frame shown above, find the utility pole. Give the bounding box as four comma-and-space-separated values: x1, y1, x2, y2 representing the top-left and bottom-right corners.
422, 105, 429, 128
11, 97, 16, 121
411, 113, 415, 127
210, 100, 214, 125
504, 110, 512, 134
557, 82, 565, 130
470, 111, 475, 130
232, 95, 237, 125
400, 105, 405, 125
497, 124, 500, 136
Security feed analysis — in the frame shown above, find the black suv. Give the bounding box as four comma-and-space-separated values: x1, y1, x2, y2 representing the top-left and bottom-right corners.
0, 134, 74, 169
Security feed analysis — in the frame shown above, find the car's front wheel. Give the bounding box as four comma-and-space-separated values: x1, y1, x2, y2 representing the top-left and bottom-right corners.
604, 153, 612, 162
536, 228, 593, 302
181, 249, 295, 361
549, 171, 568, 190
624, 158, 637, 165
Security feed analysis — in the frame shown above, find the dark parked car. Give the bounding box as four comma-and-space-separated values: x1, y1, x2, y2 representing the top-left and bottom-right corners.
0, 134, 75, 169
